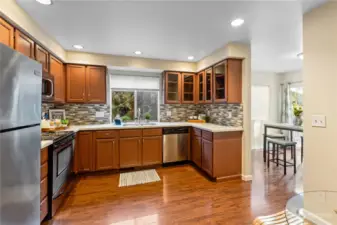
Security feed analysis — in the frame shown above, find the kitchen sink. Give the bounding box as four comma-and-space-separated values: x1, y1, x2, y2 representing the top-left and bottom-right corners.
122, 122, 158, 126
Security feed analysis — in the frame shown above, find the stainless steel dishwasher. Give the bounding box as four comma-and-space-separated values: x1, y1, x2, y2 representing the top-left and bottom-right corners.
163, 127, 189, 163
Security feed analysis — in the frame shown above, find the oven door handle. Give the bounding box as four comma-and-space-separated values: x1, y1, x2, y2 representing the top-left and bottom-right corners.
54, 142, 73, 154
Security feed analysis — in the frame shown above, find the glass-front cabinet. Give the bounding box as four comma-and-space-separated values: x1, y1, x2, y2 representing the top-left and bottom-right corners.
213, 60, 227, 103
164, 71, 181, 103
204, 67, 213, 103
197, 71, 205, 103
181, 73, 195, 103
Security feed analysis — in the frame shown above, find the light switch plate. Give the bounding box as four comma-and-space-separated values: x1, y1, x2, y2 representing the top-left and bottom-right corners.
166, 111, 172, 116
96, 111, 105, 118
312, 115, 326, 127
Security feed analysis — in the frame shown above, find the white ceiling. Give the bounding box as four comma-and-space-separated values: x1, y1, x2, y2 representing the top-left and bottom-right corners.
16, 0, 326, 73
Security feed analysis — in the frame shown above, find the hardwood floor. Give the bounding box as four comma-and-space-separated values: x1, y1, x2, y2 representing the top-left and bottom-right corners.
45, 150, 303, 225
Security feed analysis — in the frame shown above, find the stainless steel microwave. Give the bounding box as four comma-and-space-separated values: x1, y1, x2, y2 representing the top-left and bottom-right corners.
42, 74, 54, 102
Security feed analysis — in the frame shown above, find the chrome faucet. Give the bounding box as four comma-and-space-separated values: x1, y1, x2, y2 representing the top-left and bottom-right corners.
137, 108, 141, 125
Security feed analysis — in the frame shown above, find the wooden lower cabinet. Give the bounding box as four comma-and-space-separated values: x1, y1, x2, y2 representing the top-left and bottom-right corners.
120, 137, 142, 168
77, 132, 93, 172
191, 136, 202, 168
142, 136, 162, 166
94, 138, 119, 170
40, 147, 48, 223
201, 139, 213, 176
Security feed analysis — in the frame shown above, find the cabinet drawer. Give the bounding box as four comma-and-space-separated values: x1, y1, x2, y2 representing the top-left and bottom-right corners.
40, 162, 48, 181
40, 177, 48, 201
120, 129, 142, 138
143, 128, 162, 137
95, 130, 118, 139
40, 197, 48, 222
41, 147, 48, 164
192, 128, 201, 137
202, 130, 213, 141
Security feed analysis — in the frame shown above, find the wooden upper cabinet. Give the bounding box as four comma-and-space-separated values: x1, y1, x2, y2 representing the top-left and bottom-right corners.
14, 30, 34, 58
142, 136, 163, 166
213, 61, 227, 103
197, 71, 205, 103
86, 66, 106, 104
77, 132, 93, 172
201, 138, 213, 176
35, 44, 49, 73
50, 56, 65, 103
181, 73, 195, 104
120, 137, 142, 168
94, 138, 119, 171
165, 71, 181, 104
0, 17, 14, 48
205, 67, 213, 103
66, 64, 86, 103
227, 59, 242, 104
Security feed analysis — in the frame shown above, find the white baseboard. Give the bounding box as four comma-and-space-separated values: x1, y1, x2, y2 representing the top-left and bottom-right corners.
300, 208, 333, 225
241, 174, 252, 181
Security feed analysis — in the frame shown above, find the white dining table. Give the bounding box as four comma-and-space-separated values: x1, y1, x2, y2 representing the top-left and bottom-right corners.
263, 122, 303, 162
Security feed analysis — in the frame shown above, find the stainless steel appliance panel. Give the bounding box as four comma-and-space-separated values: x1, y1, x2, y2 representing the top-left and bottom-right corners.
0, 43, 42, 131
163, 133, 189, 163
0, 125, 40, 225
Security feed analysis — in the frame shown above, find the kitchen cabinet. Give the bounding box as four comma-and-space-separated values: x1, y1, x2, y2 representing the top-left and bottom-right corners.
14, 30, 34, 58
213, 60, 227, 103
50, 56, 65, 103
66, 64, 106, 103
77, 132, 93, 172
201, 138, 213, 176
164, 71, 181, 104
0, 17, 14, 48
120, 137, 142, 168
204, 67, 213, 103
66, 64, 86, 103
142, 136, 162, 166
94, 138, 119, 170
181, 73, 196, 104
227, 59, 242, 103
191, 135, 202, 168
35, 44, 49, 73
86, 66, 106, 103
40, 147, 48, 222
197, 71, 205, 103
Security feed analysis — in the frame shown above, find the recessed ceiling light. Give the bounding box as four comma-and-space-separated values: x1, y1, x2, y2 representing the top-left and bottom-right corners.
36, 0, 52, 5
188, 56, 194, 60
73, 45, 83, 50
297, 53, 303, 60
231, 18, 244, 27
134, 51, 142, 55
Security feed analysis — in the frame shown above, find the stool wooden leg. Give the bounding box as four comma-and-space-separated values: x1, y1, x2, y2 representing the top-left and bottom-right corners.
283, 146, 287, 175
267, 141, 270, 168
293, 145, 297, 174
272, 143, 275, 160
276, 144, 279, 167
263, 134, 267, 162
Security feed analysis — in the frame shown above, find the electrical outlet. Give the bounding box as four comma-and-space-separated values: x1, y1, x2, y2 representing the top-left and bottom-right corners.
96, 111, 105, 118
227, 112, 232, 119
312, 115, 326, 127
166, 111, 172, 117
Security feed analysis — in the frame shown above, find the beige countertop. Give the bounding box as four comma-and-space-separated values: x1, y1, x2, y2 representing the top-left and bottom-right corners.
41, 140, 53, 149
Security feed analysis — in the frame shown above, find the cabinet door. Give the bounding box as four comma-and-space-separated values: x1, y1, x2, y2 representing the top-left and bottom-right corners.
227, 59, 242, 103
86, 66, 106, 103
205, 67, 213, 103
14, 30, 34, 58
0, 17, 14, 48
50, 56, 65, 103
66, 64, 86, 103
95, 138, 119, 171
202, 139, 213, 176
181, 73, 195, 104
213, 61, 227, 103
142, 136, 162, 166
35, 44, 49, 73
77, 132, 93, 172
197, 71, 205, 103
192, 136, 202, 168
120, 137, 142, 168
165, 72, 181, 103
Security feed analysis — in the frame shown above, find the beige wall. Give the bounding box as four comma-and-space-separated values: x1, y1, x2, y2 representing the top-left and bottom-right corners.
67, 51, 197, 72
197, 45, 229, 71
0, 0, 66, 60
303, 2, 337, 223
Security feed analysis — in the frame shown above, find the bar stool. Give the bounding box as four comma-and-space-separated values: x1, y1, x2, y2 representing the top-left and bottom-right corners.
263, 133, 287, 162
267, 138, 297, 175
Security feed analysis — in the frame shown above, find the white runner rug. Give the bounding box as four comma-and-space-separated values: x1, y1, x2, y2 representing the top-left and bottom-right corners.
119, 169, 161, 187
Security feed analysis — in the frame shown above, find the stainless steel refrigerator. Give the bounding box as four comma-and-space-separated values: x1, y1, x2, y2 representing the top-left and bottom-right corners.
0, 43, 42, 225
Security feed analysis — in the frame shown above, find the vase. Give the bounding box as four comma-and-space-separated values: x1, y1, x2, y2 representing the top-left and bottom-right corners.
293, 116, 303, 126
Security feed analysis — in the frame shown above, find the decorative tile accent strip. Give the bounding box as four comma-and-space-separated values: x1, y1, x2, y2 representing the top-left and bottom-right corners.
160, 104, 204, 122
203, 104, 243, 127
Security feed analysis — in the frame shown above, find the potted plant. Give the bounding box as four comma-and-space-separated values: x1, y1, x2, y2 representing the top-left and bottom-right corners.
144, 112, 151, 123
292, 103, 303, 126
